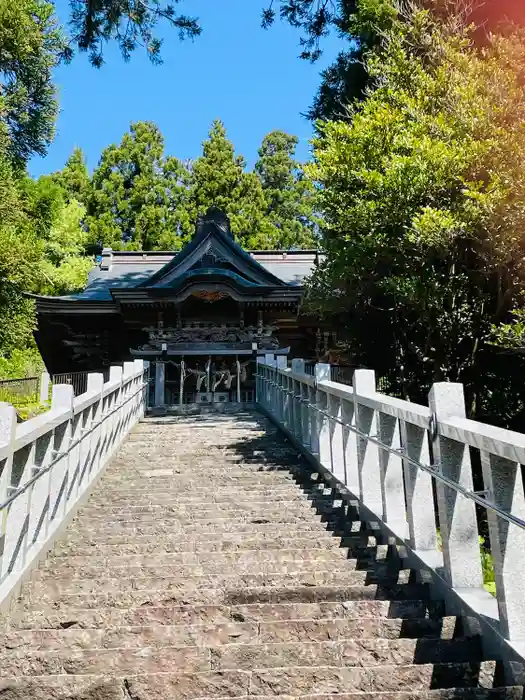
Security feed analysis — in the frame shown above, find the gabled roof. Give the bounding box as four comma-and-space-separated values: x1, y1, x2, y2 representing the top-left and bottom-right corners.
139, 207, 286, 289
34, 207, 322, 311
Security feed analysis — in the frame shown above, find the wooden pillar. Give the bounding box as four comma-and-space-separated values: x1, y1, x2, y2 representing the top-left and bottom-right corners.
179, 358, 184, 406
236, 357, 241, 403
154, 362, 165, 407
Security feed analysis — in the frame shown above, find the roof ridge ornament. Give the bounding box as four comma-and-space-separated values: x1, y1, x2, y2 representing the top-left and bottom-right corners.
195, 206, 232, 238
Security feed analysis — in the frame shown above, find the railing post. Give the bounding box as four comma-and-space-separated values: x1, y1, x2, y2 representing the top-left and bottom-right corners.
39, 372, 50, 405
290, 360, 305, 441
0, 403, 16, 502
428, 382, 483, 589
108, 366, 123, 459
29, 414, 55, 547
134, 359, 146, 420
52, 384, 75, 515
353, 369, 382, 514
255, 357, 262, 404
122, 361, 135, 437
315, 363, 331, 466
86, 372, 104, 484
400, 419, 437, 553
481, 451, 525, 641
276, 357, 287, 426
301, 380, 311, 449
0, 403, 17, 581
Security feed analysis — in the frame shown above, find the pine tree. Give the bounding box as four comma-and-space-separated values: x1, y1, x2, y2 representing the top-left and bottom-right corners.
187, 120, 275, 248
256, 131, 318, 249
51, 147, 91, 204
85, 121, 190, 250
0, 0, 67, 166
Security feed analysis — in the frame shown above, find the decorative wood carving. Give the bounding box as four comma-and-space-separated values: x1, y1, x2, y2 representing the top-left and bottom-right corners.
138, 324, 280, 351
191, 291, 229, 302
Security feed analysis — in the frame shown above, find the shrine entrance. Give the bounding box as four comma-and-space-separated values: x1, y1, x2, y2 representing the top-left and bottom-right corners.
144, 349, 265, 411
164, 354, 256, 407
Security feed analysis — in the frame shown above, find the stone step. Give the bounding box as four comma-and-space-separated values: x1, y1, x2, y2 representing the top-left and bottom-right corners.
102, 476, 300, 485
4, 600, 443, 631
0, 662, 506, 699
66, 518, 369, 538
87, 486, 332, 503
0, 638, 482, 677
97, 473, 320, 487
35, 557, 383, 582
24, 569, 413, 597
75, 501, 346, 522
3, 413, 517, 700
70, 515, 377, 537
98, 473, 308, 487
1, 616, 462, 651
49, 534, 356, 557
77, 496, 341, 516
16, 582, 430, 611
39, 547, 356, 572
209, 637, 482, 669
90, 482, 336, 501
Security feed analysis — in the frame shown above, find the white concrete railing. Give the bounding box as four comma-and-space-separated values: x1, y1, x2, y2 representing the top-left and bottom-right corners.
257, 359, 525, 653
0, 360, 146, 606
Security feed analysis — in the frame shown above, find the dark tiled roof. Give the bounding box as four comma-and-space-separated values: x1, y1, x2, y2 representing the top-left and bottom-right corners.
72, 250, 320, 301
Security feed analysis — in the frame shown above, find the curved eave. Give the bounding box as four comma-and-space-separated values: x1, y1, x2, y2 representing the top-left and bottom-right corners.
112, 275, 303, 305
31, 293, 118, 315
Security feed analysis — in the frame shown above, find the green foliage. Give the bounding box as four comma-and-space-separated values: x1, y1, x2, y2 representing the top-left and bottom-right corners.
39, 200, 92, 295
436, 530, 495, 596
491, 309, 525, 353
50, 147, 90, 204
0, 0, 67, 166
186, 120, 275, 249
86, 121, 190, 250
292, 0, 525, 122
68, 0, 201, 67
0, 347, 44, 379
17, 402, 49, 420
0, 165, 90, 372
307, 9, 525, 426
0, 170, 45, 357
255, 131, 318, 249
82, 119, 318, 251
479, 536, 496, 596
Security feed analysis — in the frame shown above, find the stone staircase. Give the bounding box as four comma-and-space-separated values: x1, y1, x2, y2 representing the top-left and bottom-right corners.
0, 413, 522, 699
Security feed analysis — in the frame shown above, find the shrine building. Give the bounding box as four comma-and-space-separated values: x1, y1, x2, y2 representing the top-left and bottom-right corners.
34, 207, 336, 407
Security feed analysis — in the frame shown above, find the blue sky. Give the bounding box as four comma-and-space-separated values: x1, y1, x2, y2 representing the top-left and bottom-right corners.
29, 0, 343, 178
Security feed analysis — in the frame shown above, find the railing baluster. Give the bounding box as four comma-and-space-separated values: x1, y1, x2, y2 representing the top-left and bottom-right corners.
481, 451, 525, 641
399, 419, 437, 553
341, 397, 358, 493
328, 394, 344, 483
428, 382, 483, 589
354, 369, 383, 516
378, 411, 408, 537
254, 358, 525, 651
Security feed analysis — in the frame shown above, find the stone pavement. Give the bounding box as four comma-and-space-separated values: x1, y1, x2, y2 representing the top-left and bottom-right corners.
0, 412, 521, 699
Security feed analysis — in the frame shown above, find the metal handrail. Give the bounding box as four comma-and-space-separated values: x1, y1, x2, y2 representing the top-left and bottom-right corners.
257, 372, 525, 533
